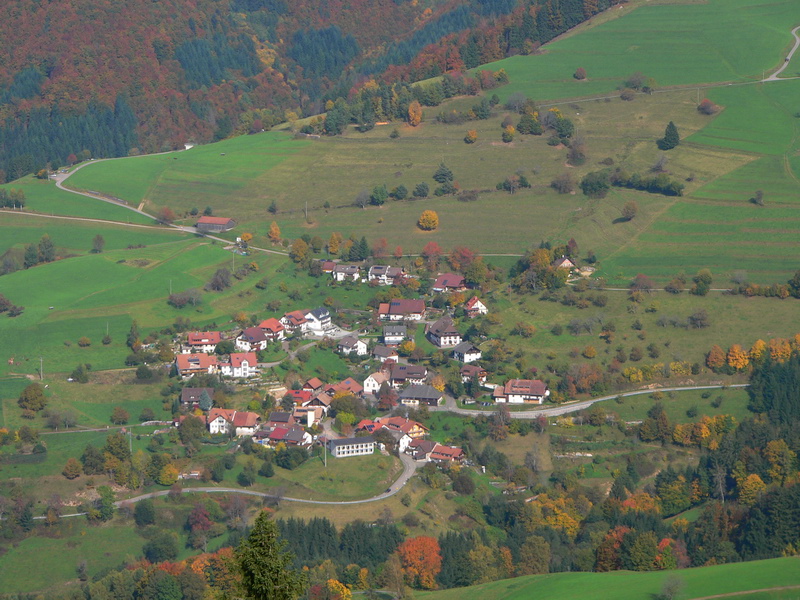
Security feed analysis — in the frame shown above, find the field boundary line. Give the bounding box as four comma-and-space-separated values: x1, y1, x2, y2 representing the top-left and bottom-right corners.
688, 583, 800, 600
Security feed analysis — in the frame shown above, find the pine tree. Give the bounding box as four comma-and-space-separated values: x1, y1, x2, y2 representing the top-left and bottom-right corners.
198, 390, 213, 411
658, 121, 680, 150
23, 244, 38, 269
237, 511, 307, 600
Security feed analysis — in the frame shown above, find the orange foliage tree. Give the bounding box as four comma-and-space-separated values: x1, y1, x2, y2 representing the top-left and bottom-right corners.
726, 344, 749, 370
705, 345, 725, 370
397, 536, 442, 589
408, 101, 423, 126
268, 221, 281, 243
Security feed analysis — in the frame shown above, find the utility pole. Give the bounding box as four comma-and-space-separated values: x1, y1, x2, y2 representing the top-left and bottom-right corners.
39, 357, 43, 381
129, 428, 133, 455
169, 279, 172, 295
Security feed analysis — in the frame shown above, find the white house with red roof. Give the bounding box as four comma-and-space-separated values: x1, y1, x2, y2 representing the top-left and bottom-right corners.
206, 408, 260, 436
281, 310, 308, 334
363, 371, 389, 395
235, 327, 269, 352
175, 354, 218, 379
368, 265, 407, 286
185, 331, 222, 354
465, 296, 488, 318
219, 352, 258, 379
378, 299, 426, 321
258, 318, 285, 341
493, 379, 550, 404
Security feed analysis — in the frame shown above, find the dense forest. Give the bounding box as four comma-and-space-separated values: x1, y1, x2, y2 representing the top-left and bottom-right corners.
0, 0, 619, 181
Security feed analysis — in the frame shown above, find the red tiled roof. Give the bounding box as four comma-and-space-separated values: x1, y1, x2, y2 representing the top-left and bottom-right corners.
176, 353, 217, 371
258, 318, 284, 333
434, 273, 465, 289
379, 299, 425, 316
286, 390, 312, 404
229, 352, 257, 368
305, 377, 324, 390
232, 412, 260, 428
187, 331, 222, 345
503, 379, 548, 396
196, 216, 235, 225
283, 310, 307, 325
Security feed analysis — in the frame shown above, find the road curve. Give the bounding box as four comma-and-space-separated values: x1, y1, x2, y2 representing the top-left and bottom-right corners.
431, 384, 750, 419
764, 25, 800, 81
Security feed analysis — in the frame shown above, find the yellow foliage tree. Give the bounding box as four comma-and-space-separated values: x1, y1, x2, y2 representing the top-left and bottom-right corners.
738, 473, 766, 506
418, 210, 439, 231
408, 101, 422, 126
399, 340, 416, 356
268, 221, 281, 243
582, 346, 597, 359
750, 339, 767, 362
764, 439, 797, 485
326, 580, 352, 600
768, 337, 792, 363
158, 463, 179, 486
240, 232, 253, 243
464, 130, 477, 144
726, 344, 749, 370
431, 375, 446, 392
328, 232, 342, 255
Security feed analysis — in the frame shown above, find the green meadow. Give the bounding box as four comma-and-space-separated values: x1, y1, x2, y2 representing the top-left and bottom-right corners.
419, 556, 800, 600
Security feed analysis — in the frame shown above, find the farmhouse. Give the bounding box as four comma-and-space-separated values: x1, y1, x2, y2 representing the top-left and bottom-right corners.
303, 377, 324, 394
175, 354, 218, 379
452, 341, 481, 363
185, 331, 222, 353
206, 408, 260, 436
377, 416, 428, 439
426, 316, 462, 348
304, 307, 332, 335
368, 265, 406, 285
390, 364, 427, 388
304, 392, 333, 414
195, 216, 236, 232
281, 311, 308, 334
332, 264, 361, 282
235, 327, 268, 352
258, 318, 285, 341
406, 440, 464, 463
399, 384, 443, 407
179, 387, 214, 409
553, 256, 575, 270
373, 345, 399, 363
382, 324, 407, 345
325, 377, 364, 397
265, 411, 295, 429
319, 260, 336, 274
493, 379, 550, 404
378, 299, 426, 321
219, 352, 258, 379
460, 364, 488, 384
432, 273, 466, 293
338, 336, 368, 356
363, 371, 389, 395
465, 296, 488, 318
326, 436, 375, 458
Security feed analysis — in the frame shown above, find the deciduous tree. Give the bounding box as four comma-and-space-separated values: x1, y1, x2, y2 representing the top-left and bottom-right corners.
268, 221, 281, 243
408, 101, 422, 127
418, 210, 439, 231
397, 536, 442, 589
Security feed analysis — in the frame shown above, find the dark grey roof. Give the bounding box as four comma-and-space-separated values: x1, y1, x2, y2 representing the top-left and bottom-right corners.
391, 364, 426, 379
453, 341, 480, 354
328, 436, 374, 447
284, 427, 307, 442
339, 336, 360, 348
268, 411, 292, 423
309, 307, 330, 320
428, 316, 459, 337
383, 325, 407, 335
180, 387, 214, 404
373, 345, 398, 358
399, 385, 443, 401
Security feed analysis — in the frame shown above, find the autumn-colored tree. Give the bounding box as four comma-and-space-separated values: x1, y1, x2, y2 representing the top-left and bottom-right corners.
268, 221, 281, 243
329, 232, 342, 255
158, 463, 179, 486
158, 207, 176, 224
764, 439, 796, 485
290, 238, 310, 264
240, 232, 253, 243
431, 375, 446, 392
582, 345, 597, 359
448, 246, 476, 272
393, 245, 403, 260
408, 101, 423, 126
726, 344, 749, 370
324, 579, 351, 600
516, 536, 550, 575
397, 536, 442, 589
421, 241, 443, 268
464, 129, 477, 143
706, 345, 726, 370
750, 339, 767, 362
574, 67, 587, 80
501, 125, 515, 143
768, 337, 792, 363
738, 473, 766, 506
63, 457, 82, 479
418, 210, 439, 231
372, 237, 388, 259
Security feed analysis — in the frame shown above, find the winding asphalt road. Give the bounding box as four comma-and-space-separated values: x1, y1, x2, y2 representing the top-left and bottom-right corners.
764, 25, 800, 81
431, 384, 749, 419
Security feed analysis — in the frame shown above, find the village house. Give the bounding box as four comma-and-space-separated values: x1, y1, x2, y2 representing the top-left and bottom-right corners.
368, 265, 406, 286
235, 327, 269, 352
326, 436, 375, 458
258, 318, 285, 341
382, 324, 407, 346
256, 426, 312, 448
304, 307, 332, 335
303, 392, 333, 414
378, 299, 426, 321
432, 273, 466, 293
406, 439, 464, 463
399, 384, 444, 407
460, 364, 488, 384
332, 264, 361, 282
195, 216, 237, 232
175, 354, 218, 379
303, 377, 324, 394
363, 371, 389, 395
219, 352, 258, 379
319, 260, 336, 275
284, 389, 312, 407
390, 364, 427, 388
325, 377, 364, 397
179, 387, 215, 409
281, 311, 308, 335
493, 379, 550, 404
373, 345, 399, 363
377, 416, 428, 439
426, 316, 462, 348
553, 256, 576, 270
452, 341, 482, 363
338, 336, 368, 356
266, 411, 295, 429
464, 296, 488, 318
293, 405, 324, 427
185, 331, 222, 354
206, 408, 261, 436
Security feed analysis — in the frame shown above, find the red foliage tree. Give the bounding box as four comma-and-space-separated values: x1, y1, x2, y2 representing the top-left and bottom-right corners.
421, 241, 442, 269
397, 536, 442, 589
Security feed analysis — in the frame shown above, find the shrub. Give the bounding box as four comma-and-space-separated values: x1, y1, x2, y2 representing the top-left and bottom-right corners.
574, 67, 587, 80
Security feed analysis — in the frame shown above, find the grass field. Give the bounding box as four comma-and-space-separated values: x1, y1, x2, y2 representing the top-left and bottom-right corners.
419, 556, 800, 600
0, 175, 155, 224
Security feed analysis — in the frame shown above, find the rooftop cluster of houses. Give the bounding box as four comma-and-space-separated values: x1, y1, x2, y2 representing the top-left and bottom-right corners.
174, 403, 262, 437
321, 261, 410, 285
353, 416, 463, 463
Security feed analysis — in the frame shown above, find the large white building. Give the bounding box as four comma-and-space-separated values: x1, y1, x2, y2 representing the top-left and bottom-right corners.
327, 436, 375, 458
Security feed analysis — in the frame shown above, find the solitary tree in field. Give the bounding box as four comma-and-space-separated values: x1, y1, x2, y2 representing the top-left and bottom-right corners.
658, 121, 680, 150
418, 210, 439, 231
268, 221, 281, 243
92, 234, 105, 253
236, 511, 306, 600
408, 101, 422, 127
157, 207, 176, 224
464, 130, 477, 144
574, 67, 587, 80
18, 384, 47, 412
622, 201, 638, 221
